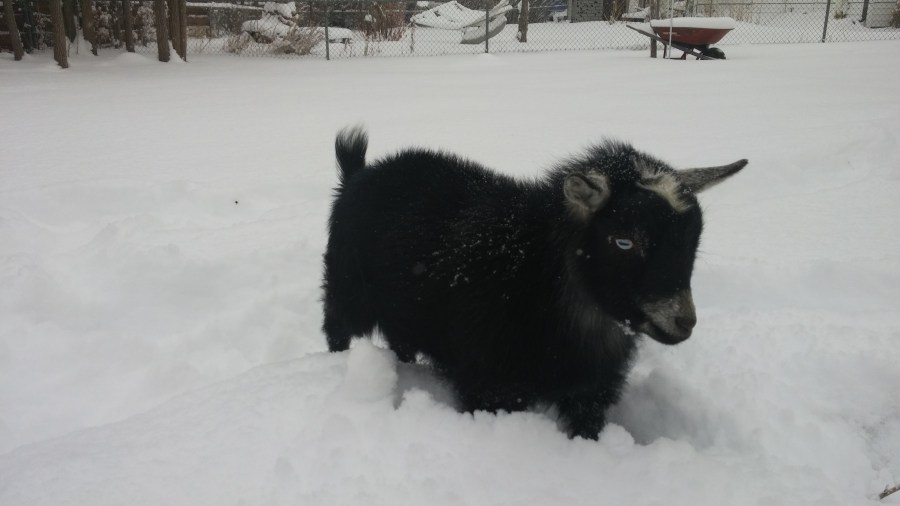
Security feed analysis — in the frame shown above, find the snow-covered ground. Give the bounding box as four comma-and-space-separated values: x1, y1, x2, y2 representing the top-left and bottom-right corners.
2, 41, 900, 505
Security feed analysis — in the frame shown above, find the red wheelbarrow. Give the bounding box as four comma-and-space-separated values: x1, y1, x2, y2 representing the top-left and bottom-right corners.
627, 17, 736, 60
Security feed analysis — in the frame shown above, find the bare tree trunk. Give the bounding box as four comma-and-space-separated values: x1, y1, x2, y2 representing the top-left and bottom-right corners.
169, 0, 185, 59
50, 0, 69, 67
62, 0, 77, 42
121, 0, 134, 51
4, 0, 25, 60
153, 0, 170, 61
516, 0, 528, 42
80, 0, 98, 54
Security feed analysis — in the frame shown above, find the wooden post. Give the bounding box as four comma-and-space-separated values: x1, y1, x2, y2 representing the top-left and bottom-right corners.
4, 0, 25, 60
168, 0, 185, 59
169, 0, 180, 57
517, 0, 529, 42
485, 0, 489, 52
178, 0, 186, 59
650, 0, 658, 57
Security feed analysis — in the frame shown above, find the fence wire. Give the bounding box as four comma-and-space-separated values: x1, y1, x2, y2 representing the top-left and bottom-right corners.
2, 0, 898, 59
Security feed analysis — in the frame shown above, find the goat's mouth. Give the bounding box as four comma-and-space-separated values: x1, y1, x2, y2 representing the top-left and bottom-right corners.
638, 320, 691, 345
637, 291, 697, 345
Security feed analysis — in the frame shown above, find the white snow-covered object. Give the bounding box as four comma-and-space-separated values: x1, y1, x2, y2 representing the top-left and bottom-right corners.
412, 1, 483, 29
241, 12, 352, 44
622, 6, 649, 21
412, 0, 512, 30
650, 17, 736, 30
460, 14, 507, 44
263, 1, 296, 19
322, 27, 354, 43
241, 18, 294, 39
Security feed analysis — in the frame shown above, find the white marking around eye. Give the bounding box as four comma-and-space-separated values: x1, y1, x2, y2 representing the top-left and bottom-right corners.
614, 239, 633, 250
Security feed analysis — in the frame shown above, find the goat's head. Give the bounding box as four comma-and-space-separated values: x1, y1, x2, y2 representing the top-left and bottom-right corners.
564, 145, 746, 345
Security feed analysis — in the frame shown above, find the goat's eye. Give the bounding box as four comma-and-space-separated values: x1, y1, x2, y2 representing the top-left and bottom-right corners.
614, 238, 634, 251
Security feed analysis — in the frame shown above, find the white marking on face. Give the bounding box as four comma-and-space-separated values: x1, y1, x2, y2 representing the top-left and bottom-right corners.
633, 158, 692, 213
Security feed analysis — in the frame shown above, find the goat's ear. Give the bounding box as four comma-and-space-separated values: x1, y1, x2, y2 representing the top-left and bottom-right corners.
679, 159, 748, 193
564, 173, 610, 219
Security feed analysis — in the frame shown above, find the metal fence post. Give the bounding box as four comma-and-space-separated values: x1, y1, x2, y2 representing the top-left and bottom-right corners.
650, 0, 659, 57
325, 0, 331, 60
485, 0, 489, 53
821, 0, 832, 42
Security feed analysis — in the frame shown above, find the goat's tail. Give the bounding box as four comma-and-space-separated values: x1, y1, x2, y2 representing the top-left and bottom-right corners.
335, 125, 368, 184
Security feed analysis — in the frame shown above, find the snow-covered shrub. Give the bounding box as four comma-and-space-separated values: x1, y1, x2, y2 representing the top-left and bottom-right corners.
268, 26, 323, 54
31, 11, 52, 50
225, 32, 253, 53
833, 0, 848, 19
134, 2, 157, 45
363, 2, 408, 41
93, 1, 120, 48
239, 1, 324, 55
209, 5, 263, 37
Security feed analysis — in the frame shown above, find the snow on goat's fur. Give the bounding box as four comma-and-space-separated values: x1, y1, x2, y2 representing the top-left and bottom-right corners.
322, 126, 746, 439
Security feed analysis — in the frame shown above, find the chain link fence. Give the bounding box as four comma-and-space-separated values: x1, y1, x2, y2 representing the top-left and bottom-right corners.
2, 0, 898, 59
180, 0, 900, 58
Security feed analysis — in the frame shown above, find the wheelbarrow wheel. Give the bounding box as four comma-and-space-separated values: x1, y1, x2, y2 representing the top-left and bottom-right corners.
702, 47, 726, 59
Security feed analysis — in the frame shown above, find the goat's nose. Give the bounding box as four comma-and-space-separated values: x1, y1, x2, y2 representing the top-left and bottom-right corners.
675, 314, 697, 334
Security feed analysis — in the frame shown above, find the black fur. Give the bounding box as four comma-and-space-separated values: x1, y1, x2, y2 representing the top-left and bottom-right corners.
322, 126, 744, 439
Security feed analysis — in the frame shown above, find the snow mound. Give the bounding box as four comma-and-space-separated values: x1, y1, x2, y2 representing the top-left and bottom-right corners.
2, 338, 897, 505
339, 341, 398, 401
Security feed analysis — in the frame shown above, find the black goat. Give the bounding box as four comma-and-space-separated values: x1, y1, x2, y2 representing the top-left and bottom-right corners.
322, 127, 746, 439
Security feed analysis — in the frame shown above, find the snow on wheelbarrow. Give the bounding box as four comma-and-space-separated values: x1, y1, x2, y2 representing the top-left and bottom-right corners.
411, 0, 513, 45
628, 17, 736, 60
